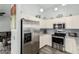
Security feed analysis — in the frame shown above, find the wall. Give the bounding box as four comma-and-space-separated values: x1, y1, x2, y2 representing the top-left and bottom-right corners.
0, 4, 11, 32
40, 29, 79, 38
11, 5, 21, 54
45, 29, 79, 36
0, 16, 11, 32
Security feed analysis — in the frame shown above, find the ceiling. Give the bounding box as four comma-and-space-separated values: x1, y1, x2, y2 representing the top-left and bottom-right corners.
20, 4, 79, 18
36, 4, 79, 18
37, 4, 79, 12
1, 4, 79, 18
37, 4, 60, 9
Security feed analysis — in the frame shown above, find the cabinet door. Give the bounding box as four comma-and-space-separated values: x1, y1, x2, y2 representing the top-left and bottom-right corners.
40, 20, 47, 28
70, 16, 79, 29
65, 18, 71, 29
65, 16, 79, 29
40, 35, 52, 48
46, 20, 53, 28
40, 20, 53, 28
65, 37, 78, 53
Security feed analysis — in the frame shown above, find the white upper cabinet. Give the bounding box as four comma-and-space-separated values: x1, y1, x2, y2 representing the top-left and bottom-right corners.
64, 15, 79, 29
40, 20, 47, 28
67, 16, 79, 29
40, 15, 79, 29
45, 20, 53, 28
40, 20, 53, 28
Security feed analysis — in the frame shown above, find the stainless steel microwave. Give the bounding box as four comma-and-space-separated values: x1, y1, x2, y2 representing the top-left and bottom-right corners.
53, 23, 65, 29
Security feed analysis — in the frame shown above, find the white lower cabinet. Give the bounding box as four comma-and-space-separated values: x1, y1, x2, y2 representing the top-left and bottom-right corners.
40, 34, 52, 48
65, 37, 78, 54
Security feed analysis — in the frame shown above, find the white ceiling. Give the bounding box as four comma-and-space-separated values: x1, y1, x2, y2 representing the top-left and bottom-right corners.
37, 4, 79, 12
1, 4, 79, 18
20, 4, 79, 19
42, 4, 79, 18
37, 4, 60, 9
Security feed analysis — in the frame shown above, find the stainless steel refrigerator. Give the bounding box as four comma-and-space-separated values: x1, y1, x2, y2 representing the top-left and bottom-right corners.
21, 18, 40, 54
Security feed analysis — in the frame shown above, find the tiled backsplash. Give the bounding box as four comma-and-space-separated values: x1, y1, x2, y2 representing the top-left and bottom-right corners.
40, 29, 79, 37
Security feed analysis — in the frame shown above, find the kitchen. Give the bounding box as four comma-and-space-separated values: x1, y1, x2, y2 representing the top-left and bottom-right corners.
0, 4, 79, 54
15, 4, 79, 54
40, 16, 79, 54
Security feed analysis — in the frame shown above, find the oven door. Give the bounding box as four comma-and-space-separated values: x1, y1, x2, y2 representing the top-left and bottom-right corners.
52, 36, 64, 45
52, 36, 65, 51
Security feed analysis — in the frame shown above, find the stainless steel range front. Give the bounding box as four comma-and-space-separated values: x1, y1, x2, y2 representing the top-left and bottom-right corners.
52, 32, 66, 51
21, 18, 40, 54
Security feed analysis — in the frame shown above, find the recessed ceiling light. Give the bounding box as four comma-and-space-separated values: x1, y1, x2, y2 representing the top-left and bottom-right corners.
62, 4, 66, 6
40, 8, 44, 12
54, 8, 58, 11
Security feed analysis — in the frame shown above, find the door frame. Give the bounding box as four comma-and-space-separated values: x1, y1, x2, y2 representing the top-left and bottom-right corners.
20, 18, 23, 54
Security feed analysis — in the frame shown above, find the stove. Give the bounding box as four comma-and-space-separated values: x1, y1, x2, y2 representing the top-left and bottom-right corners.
52, 32, 66, 51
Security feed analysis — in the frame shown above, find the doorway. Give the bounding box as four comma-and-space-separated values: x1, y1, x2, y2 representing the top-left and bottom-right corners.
0, 4, 11, 54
